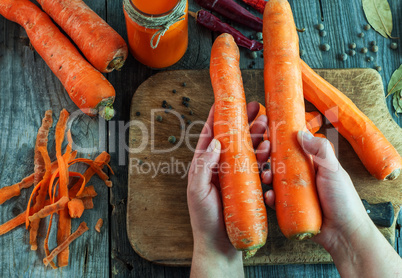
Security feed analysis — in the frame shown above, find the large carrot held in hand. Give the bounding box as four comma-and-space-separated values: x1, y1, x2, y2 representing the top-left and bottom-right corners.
0, 0, 115, 120
210, 33, 267, 258
301, 61, 402, 180
36, 0, 128, 73
263, 0, 322, 240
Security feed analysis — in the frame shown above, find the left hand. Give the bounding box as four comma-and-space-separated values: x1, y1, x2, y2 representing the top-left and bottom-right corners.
187, 101, 272, 276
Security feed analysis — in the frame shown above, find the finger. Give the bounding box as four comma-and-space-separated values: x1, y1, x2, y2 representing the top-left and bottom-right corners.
188, 139, 221, 188
264, 190, 275, 210
247, 101, 261, 124
193, 105, 215, 158
297, 130, 340, 173
256, 140, 270, 166
250, 115, 268, 149
261, 169, 272, 185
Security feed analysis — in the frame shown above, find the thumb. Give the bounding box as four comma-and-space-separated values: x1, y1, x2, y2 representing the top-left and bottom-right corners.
188, 139, 221, 189
297, 130, 339, 173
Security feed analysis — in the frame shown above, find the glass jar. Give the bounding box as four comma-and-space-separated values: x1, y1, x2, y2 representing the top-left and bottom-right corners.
123, 0, 188, 69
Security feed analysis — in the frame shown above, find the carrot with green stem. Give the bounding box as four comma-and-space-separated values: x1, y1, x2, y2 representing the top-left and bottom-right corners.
301, 60, 402, 180
0, 0, 116, 120
36, 0, 128, 73
210, 33, 268, 258
263, 0, 322, 240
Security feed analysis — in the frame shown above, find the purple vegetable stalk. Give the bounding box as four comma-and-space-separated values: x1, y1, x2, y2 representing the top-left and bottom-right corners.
195, 0, 263, 32
193, 10, 263, 51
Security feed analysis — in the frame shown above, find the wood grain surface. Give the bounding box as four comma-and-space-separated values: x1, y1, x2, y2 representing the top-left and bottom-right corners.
127, 69, 402, 266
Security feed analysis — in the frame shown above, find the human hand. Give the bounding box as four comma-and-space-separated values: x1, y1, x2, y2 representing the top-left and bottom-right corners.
187, 101, 271, 277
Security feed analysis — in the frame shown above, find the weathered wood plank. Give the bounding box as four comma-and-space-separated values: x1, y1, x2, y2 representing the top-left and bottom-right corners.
0, 0, 110, 276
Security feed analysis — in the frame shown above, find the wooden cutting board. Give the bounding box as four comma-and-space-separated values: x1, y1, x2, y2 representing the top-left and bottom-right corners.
127, 69, 402, 266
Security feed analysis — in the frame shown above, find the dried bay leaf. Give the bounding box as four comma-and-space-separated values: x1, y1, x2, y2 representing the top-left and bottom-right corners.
392, 90, 402, 114
387, 64, 402, 97
362, 0, 394, 39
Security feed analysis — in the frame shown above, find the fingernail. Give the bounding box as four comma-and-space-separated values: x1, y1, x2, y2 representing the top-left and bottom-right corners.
207, 139, 217, 153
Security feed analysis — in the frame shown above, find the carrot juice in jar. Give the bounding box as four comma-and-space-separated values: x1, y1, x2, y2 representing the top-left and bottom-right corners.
123, 0, 188, 69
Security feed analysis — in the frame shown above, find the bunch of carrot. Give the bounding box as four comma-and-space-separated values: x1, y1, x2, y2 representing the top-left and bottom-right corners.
0, 109, 113, 268
0, 0, 128, 120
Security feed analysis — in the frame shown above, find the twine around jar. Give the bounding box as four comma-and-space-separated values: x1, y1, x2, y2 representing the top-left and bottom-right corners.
123, 0, 186, 49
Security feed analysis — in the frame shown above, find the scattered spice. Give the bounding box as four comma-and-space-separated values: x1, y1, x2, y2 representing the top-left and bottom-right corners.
256, 32, 263, 40
95, 218, 103, 233
182, 101, 189, 107
182, 82, 187, 87
156, 115, 163, 122
349, 43, 357, 49
320, 43, 330, 51
168, 135, 176, 144
319, 30, 327, 37
339, 53, 348, 61
375, 65, 382, 72
358, 32, 365, 38
348, 50, 356, 56
299, 49, 305, 57
370, 40, 376, 46
135, 111, 140, 116
371, 45, 378, 53
360, 47, 368, 54
316, 23, 324, 31
250, 51, 258, 59
366, 56, 373, 62
390, 42, 398, 50
187, 120, 192, 125
172, 89, 177, 94
363, 24, 371, 30
189, 110, 194, 115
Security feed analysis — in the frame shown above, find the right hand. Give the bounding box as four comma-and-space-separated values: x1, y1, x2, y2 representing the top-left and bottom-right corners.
265, 130, 372, 251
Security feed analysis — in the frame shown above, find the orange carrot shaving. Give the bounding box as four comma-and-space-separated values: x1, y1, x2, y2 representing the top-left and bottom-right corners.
95, 218, 103, 233
28, 196, 69, 223
34, 110, 53, 185
43, 222, 89, 267
76, 185, 97, 198
54, 109, 71, 267
0, 184, 21, 205
67, 199, 85, 218
81, 198, 94, 210
0, 211, 26, 236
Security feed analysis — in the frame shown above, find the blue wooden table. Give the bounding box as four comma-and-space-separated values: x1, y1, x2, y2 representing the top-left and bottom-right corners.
0, 0, 401, 277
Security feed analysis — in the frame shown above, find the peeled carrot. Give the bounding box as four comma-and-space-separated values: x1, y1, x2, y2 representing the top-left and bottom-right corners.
36, 0, 128, 73
301, 60, 402, 180
95, 218, 104, 233
0, 211, 26, 236
0, 0, 116, 120
263, 0, 322, 240
210, 33, 268, 257
34, 110, 53, 185
29, 196, 69, 222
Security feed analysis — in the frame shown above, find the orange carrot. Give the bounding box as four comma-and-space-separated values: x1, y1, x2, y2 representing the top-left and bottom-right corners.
263, 0, 322, 240
36, 0, 127, 73
95, 218, 103, 233
76, 185, 98, 199
301, 60, 402, 180
210, 33, 268, 257
305, 111, 323, 134
43, 222, 89, 267
0, 0, 116, 119
67, 199, 85, 218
